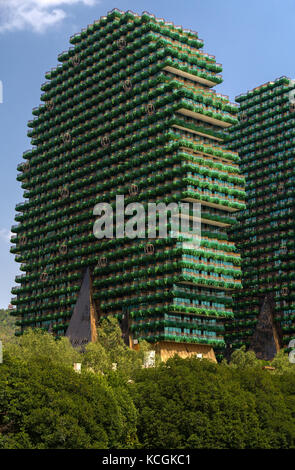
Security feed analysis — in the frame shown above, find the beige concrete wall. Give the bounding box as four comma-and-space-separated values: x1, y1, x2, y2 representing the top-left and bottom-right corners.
155, 341, 217, 363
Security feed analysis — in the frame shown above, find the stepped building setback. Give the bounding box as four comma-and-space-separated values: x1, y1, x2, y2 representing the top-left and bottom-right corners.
227, 77, 295, 359
10, 9, 245, 362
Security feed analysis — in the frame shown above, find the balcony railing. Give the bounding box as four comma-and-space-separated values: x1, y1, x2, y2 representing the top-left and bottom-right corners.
17, 163, 25, 171
70, 33, 81, 42
15, 202, 25, 211
23, 149, 33, 157
58, 51, 68, 61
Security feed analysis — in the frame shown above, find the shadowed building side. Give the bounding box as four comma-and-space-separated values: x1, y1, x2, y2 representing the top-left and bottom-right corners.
65, 268, 99, 347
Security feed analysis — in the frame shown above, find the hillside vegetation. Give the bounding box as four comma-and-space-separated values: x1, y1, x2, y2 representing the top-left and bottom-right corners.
0, 317, 294, 449
0, 309, 16, 343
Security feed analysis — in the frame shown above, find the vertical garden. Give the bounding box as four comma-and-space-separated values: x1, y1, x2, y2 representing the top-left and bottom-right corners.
10, 9, 245, 361
227, 76, 295, 355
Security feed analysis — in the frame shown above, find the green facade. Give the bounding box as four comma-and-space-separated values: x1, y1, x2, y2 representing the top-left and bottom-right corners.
11, 9, 245, 360
227, 76, 295, 352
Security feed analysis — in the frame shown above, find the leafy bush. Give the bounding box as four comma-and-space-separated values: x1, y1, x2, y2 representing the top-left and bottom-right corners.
130, 356, 295, 449
0, 319, 294, 449
0, 326, 139, 449
0, 309, 16, 343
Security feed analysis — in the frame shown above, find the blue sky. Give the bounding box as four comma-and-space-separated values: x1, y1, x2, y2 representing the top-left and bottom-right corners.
0, 0, 294, 308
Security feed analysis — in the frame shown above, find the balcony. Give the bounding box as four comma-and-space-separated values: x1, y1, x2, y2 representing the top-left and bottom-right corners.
11, 286, 20, 294
23, 149, 33, 157
182, 194, 241, 213
172, 123, 223, 142
180, 141, 239, 166
15, 203, 26, 213
32, 106, 44, 116
58, 50, 68, 62
179, 278, 236, 292
70, 33, 82, 44
17, 162, 25, 172
177, 106, 233, 129
41, 81, 51, 92
163, 65, 216, 88
27, 119, 37, 128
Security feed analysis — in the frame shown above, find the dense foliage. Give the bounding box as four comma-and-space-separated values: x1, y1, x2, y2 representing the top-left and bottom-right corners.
132, 354, 295, 448
0, 316, 294, 449
0, 309, 16, 343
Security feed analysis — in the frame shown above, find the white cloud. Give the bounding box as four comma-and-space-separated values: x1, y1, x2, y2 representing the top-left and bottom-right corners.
0, 0, 99, 33
0, 229, 12, 243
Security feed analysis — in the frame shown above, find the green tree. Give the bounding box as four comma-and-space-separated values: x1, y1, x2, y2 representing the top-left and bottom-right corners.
0, 309, 16, 344
271, 350, 295, 374
82, 316, 150, 378
228, 345, 263, 369
5, 328, 80, 366
2, 321, 294, 449
131, 356, 295, 449
0, 329, 139, 449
